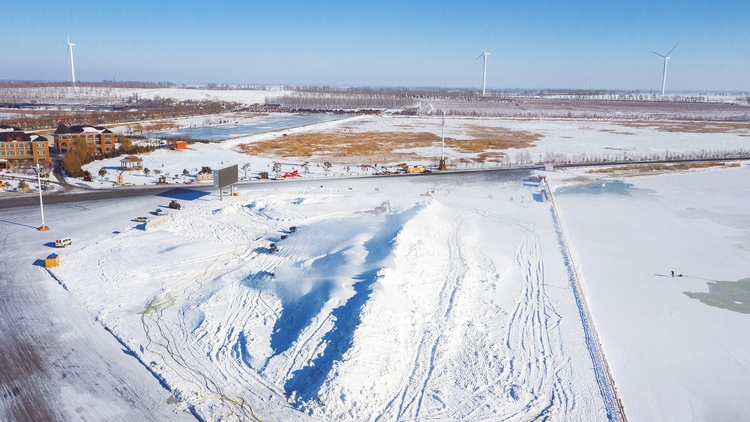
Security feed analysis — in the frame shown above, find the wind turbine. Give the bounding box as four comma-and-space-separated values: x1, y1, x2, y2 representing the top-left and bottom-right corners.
476, 44, 490, 96
67, 35, 76, 88
652, 43, 678, 96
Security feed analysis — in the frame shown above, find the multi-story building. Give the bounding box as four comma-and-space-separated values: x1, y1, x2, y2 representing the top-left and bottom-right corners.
0, 124, 51, 169
52, 122, 118, 155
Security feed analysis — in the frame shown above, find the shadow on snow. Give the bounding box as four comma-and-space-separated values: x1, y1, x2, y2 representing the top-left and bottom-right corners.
279, 207, 419, 404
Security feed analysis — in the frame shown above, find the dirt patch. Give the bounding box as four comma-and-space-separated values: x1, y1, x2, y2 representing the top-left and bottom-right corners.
599, 129, 636, 135
616, 121, 750, 134
588, 161, 738, 173
238, 131, 437, 160
457, 126, 541, 153
238, 127, 540, 162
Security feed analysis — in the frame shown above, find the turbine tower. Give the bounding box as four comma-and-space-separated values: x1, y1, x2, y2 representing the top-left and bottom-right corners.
652, 44, 678, 96
67, 35, 76, 88
476, 45, 490, 96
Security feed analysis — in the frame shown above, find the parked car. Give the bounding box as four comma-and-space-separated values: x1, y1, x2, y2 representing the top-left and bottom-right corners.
155, 208, 165, 216
55, 237, 72, 248
135, 216, 149, 222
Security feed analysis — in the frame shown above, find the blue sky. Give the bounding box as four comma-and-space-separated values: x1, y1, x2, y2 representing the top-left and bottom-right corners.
2, 0, 749, 91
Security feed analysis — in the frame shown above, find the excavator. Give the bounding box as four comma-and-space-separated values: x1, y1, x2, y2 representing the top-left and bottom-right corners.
374, 200, 391, 215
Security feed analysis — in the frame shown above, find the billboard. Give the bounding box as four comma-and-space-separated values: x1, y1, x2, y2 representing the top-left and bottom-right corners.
213, 164, 239, 190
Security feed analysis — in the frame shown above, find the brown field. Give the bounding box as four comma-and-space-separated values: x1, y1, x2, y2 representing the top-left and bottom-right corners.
588, 161, 739, 173
237, 127, 541, 162
616, 121, 750, 134
599, 129, 636, 135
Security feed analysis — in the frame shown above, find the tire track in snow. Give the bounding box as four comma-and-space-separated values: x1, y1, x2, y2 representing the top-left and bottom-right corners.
140, 242, 284, 421
391, 209, 469, 420
421, 208, 572, 421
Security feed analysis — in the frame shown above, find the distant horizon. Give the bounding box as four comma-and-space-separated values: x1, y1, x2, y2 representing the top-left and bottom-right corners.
1, 79, 748, 96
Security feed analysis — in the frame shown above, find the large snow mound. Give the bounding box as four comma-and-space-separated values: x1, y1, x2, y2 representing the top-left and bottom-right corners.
48, 173, 612, 420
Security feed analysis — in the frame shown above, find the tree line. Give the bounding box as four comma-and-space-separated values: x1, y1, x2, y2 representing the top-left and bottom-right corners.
0, 99, 242, 131
61, 137, 155, 178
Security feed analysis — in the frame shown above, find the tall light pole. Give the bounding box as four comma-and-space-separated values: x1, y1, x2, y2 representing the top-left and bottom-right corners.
36, 164, 49, 231
439, 111, 447, 170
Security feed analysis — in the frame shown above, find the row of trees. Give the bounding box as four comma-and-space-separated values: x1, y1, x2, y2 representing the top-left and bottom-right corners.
0, 99, 242, 131
432, 107, 750, 122
0, 81, 174, 89
62, 137, 155, 178
268, 92, 416, 110
437, 148, 750, 169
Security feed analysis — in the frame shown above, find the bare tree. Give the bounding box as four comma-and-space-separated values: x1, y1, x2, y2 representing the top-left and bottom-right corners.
323, 162, 332, 176
241, 162, 251, 179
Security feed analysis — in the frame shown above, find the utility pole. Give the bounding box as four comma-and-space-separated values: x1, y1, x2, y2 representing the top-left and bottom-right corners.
439, 111, 447, 171
36, 164, 49, 231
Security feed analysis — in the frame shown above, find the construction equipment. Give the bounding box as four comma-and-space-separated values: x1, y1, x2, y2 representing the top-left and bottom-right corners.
406, 165, 427, 173
375, 200, 391, 215
168, 200, 184, 210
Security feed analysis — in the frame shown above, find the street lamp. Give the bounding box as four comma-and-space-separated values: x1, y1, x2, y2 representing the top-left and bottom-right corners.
35, 164, 49, 231
439, 111, 447, 171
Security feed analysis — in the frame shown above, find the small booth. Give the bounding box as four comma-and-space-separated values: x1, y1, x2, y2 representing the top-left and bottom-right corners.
45, 253, 60, 268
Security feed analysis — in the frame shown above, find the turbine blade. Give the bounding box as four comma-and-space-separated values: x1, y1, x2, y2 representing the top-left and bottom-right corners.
477, 53, 484, 60
652, 51, 665, 58
666, 43, 678, 56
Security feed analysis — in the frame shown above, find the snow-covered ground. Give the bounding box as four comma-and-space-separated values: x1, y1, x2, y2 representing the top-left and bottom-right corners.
3, 104, 749, 420
4, 171, 621, 421
3, 162, 749, 420
0, 87, 293, 107
127, 87, 292, 105
549, 165, 750, 421
73, 113, 750, 189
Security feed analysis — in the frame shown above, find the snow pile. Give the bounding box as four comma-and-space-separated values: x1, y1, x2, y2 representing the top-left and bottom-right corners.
47, 173, 610, 420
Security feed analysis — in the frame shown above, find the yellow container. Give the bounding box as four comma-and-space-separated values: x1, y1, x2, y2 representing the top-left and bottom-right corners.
45, 253, 60, 268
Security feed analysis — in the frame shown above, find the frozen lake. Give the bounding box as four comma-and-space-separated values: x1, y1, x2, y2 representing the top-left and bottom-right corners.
143, 113, 344, 141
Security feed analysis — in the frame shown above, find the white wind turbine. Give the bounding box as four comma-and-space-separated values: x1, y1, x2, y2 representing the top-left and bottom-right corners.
67, 35, 76, 88
652, 43, 678, 96
476, 43, 490, 96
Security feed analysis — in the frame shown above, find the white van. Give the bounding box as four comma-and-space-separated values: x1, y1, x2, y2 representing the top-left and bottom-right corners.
55, 237, 72, 248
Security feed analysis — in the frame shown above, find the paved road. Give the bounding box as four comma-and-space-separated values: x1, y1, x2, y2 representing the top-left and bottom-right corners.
3, 156, 747, 210
0, 169, 532, 209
